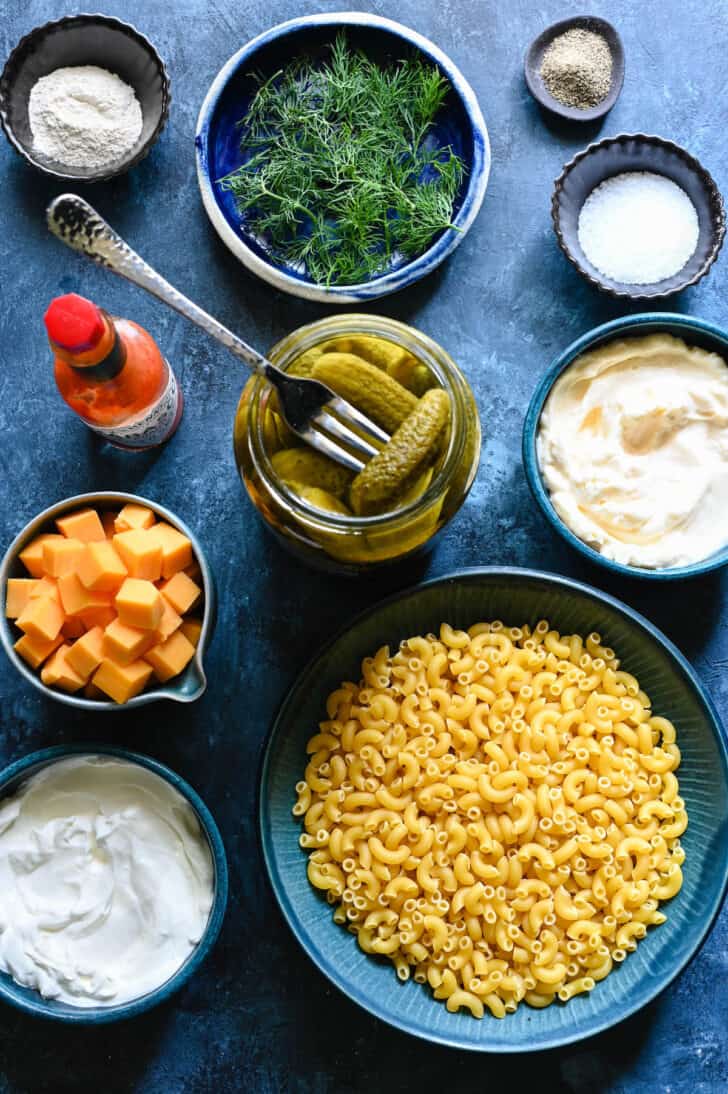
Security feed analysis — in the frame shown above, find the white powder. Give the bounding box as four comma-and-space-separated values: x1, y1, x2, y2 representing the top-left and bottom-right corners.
28, 65, 143, 169
577, 172, 700, 284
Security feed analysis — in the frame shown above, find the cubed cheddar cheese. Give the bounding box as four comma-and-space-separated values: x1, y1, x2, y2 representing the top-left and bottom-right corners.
5, 579, 37, 618
61, 616, 86, 640
147, 523, 193, 578
180, 618, 203, 648
115, 579, 163, 630
56, 508, 106, 543
103, 618, 156, 665
16, 595, 64, 643
160, 572, 201, 615
112, 530, 163, 581
30, 576, 60, 603
42, 537, 84, 577
14, 632, 63, 669
93, 658, 153, 704
19, 534, 65, 577
40, 645, 85, 693
57, 572, 112, 617
66, 626, 105, 680
79, 604, 117, 631
114, 504, 156, 533
155, 597, 183, 642
144, 630, 195, 683
76, 541, 128, 592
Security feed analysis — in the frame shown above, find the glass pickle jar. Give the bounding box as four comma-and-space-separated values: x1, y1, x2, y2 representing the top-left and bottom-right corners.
233, 314, 481, 574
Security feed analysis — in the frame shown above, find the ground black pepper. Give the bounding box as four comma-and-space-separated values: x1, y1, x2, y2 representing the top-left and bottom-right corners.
540, 28, 612, 109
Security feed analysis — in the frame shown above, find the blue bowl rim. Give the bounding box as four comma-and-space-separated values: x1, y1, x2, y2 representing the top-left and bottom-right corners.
522, 312, 728, 580
257, 565, 728, 1052
0, 743, 228, 1023
0, 491, 215, 710
194, 11, 491, 303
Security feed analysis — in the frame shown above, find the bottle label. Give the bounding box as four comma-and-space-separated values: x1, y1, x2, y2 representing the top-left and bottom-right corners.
87, 365, 182, 450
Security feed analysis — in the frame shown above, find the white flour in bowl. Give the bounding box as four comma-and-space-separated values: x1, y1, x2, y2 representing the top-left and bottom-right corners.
28, 65, 143, 170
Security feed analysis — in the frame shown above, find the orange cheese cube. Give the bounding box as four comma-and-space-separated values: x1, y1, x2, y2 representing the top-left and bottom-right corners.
112, 530, 163, 581
144, 630, 195, 683
14, 632, 63, 669
30, 576, 60, 603
61, 616, 86, 640
16, 595, 64, 643
154, 597, 183, 642
66, 626, 105, 680
5, 579, 37, 618
180, 618, 203, 648
76, 541, 128, 592
160, 572, 201, 615
40, 645, 85, 693
114, 504, 156, 533
19, 535, 65, 577
79, 604, 117, 631
57, 572, 112, 617
43, 537, 85, 578
56, 508, 106, 543
115, 579, 164, 630
101, 510, 117, 539
93, 657, 154, 704
103, 618, 156, 665
147, 523, 193, 578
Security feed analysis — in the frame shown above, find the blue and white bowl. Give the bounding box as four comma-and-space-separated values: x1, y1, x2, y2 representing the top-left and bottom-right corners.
0, 745, 228, 1023
523, 313, 728, 580
195, 13, 490, 303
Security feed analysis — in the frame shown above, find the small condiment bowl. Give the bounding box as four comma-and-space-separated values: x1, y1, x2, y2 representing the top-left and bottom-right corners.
195, 12, 490, 303
552, 134, 726, 299
0, 14, 170, 182
525, 15, 625, 122
522, 311, 728, 580
0, 744, 228, 1023
0, 492, 215, 710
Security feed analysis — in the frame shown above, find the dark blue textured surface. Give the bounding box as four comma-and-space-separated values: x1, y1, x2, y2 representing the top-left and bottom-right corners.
0, 1, 726, 1091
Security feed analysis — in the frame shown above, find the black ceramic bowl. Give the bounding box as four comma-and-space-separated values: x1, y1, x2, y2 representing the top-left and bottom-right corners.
0, 14, 170, 182
525, 15, 624, 122
552, 133, 726, 299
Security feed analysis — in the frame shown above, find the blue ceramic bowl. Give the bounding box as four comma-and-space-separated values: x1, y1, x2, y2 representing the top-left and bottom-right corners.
259, 568, 728, 1051
0, 744, 228, 1023
195, 12, 490, 303
523, 313, 728, 580
0, 491, 215, 710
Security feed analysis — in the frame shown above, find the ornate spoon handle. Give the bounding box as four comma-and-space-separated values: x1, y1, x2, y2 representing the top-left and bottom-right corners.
47, 193, 270, 377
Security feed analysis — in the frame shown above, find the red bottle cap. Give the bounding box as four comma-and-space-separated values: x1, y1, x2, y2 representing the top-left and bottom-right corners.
44, 294, 106, 352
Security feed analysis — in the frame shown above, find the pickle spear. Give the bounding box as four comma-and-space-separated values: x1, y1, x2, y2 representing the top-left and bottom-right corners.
312, 352, 417, 433
349, 388, 450, 516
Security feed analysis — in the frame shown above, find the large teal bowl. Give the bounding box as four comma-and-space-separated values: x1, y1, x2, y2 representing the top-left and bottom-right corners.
523, 313, 728, 580
0, 744, 228, 1023
259, 568, 728, 1051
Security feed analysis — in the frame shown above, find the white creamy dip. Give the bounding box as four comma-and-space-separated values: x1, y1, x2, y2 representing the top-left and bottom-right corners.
0, 755, 214, 1007
537, 333, 728, 568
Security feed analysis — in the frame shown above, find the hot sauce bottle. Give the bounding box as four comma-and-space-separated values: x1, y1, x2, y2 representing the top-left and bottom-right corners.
44, 292, 183, 450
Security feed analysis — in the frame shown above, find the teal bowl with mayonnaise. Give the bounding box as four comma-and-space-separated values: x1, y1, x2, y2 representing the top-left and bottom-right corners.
0, 746, 228, 1023
523, 312, 728, 580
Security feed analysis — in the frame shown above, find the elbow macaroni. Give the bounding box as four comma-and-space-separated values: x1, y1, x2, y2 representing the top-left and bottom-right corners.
293, 620, 686, 1019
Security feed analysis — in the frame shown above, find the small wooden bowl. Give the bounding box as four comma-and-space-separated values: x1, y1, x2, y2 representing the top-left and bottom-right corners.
524, 15, 624, 122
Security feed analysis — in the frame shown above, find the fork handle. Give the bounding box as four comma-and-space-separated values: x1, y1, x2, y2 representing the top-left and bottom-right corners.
47, 194, 272, 378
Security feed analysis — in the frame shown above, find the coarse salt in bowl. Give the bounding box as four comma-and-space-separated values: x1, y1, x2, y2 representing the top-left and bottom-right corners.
552, 134, 725, 300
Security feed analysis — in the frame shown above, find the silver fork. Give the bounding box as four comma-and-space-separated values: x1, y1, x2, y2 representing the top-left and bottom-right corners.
46, 194, 389, 473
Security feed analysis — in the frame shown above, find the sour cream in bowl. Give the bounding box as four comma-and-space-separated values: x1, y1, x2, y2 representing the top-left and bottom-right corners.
0, 746, 227, 1022
523, 313, 728, 579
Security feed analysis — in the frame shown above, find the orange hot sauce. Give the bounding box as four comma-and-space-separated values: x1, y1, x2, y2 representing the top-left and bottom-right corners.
44, 293, 183, 450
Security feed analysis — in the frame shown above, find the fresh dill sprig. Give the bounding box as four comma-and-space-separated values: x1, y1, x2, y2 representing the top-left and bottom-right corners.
218, 33, 465, 286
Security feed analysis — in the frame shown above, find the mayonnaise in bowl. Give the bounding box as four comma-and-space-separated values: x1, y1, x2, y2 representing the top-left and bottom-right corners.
0, 754, 215, 1008
537, 332, 728, 569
